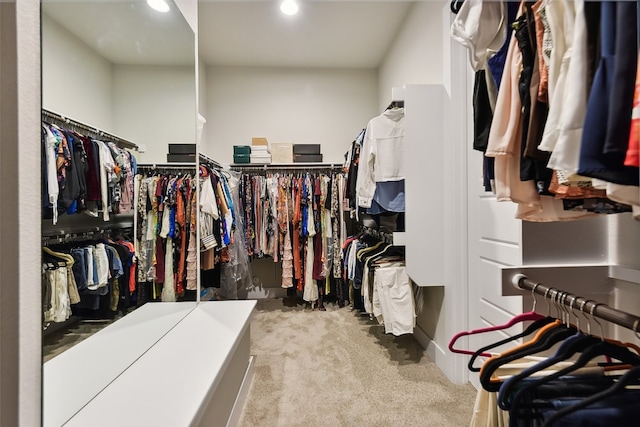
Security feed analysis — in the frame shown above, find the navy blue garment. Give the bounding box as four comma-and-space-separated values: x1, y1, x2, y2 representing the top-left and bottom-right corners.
487, 1, 520, 90
578, 2, 639, 186
540, 390, 640, 427
506, 375, 618, 427
70, 248, 88, 292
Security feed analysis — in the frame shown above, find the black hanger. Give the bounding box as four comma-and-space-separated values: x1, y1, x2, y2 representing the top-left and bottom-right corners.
468, 317, 556, 372
508, 339, 640, 415
497, 332, 611, 410
479, 321, 575, 392
450, 0, 464, 14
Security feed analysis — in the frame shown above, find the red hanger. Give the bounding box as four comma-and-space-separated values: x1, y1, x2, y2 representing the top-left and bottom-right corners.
448, 310, 545, 357
449, 277, 547, 357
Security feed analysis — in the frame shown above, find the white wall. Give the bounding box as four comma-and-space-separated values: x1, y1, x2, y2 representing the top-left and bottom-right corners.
41, 13, 114, 131
1, 0, 42, 425
377, 1, 445, 110
204, 65, 379, 165
112, 64, 196, 164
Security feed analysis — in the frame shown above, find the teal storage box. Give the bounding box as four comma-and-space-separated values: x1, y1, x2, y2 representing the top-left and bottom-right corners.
233, 153, 250, 164
234, 145, 251, 156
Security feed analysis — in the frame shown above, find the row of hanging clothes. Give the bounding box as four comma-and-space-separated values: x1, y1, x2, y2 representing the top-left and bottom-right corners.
341, 228, 414, 336
135, 165, 198, 303
234, 167, 347, 308
449, 280, 640, 427
451, 0, 640, 222
342, 100, 406, 231
42, 113, 138, 225
199, 163, 252, 299
42, 230, 136, 325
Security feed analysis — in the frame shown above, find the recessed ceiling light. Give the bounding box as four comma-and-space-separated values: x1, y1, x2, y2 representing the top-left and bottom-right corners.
147, 0, 170, 13
280, 0, 299, 16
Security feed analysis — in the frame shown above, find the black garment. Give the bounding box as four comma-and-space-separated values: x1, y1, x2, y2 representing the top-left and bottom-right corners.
513, 8, 552, 195
473, 70, 494, 152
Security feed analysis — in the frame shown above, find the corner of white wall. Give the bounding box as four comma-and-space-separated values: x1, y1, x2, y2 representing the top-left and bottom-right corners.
174, 0, 197, 35
441, 2, 452, 96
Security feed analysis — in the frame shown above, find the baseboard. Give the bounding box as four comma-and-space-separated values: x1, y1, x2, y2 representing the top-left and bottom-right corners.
413, 325, 446, 365
226, 355, 255, 427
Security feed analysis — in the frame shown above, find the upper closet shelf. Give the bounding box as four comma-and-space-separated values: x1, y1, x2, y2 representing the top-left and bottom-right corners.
42, 109, 138, 151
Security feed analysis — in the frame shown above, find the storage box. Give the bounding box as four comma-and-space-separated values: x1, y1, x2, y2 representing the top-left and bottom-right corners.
271, 143, 293, 163
293, 144, 321, 155
168, 143, 196, 154
233, 153, 251, 164
167, 153, 196, 163
251, 145, 271, 154
293, 153, 323, 163
252, 137, 268, 146
250, 153, 272, 164
233, 145, 251, 155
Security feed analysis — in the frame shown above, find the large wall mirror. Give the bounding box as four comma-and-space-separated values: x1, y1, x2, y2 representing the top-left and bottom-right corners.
40, 1, 196, 425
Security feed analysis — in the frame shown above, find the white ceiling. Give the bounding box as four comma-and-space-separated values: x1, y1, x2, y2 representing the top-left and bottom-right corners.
42, 1, 195, 66
198, 1, 414, 69
42, 0, 413, 70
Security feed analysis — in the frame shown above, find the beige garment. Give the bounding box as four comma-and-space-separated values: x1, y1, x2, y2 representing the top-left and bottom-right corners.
302, 236, 318, 302
485, 9, 541, 211
186, 231, 198, 290
281, 223, 294, 289
162, 237, 176, 302
201, 247, 215, 271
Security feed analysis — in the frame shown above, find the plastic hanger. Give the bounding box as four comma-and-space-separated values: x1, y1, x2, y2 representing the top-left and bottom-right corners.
449, 283, 546, 357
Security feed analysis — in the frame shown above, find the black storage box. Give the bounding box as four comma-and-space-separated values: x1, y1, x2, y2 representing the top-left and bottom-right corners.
168, 143, 197, 154
167, 153, 196, 163
293, 144, 321, 155
293, 153, 323, 163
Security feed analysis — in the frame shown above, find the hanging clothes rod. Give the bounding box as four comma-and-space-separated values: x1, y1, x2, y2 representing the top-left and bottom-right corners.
137, 163, 197, 171
42, 109, 138, 150
198, 153, 223, 170
230, 163, 343, 172
512, 274, 640, 333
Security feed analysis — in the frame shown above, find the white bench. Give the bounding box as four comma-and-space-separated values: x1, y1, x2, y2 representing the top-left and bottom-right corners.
43, 300, 256, 427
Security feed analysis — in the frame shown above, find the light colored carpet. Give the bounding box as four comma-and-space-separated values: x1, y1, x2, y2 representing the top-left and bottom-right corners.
238, 298, 476, 427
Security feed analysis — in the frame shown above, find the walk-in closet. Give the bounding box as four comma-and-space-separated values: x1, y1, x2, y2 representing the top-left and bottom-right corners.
2, 0, 640, 426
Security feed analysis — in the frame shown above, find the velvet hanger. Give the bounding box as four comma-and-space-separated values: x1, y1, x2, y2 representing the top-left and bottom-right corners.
541, 364, 640, 427
478, 320, 574, 392
498, 299, 640, 409
467, 316, 556, 372
508, 337, 640, 415
479, 290, 593, 392
449, 283, 546, 358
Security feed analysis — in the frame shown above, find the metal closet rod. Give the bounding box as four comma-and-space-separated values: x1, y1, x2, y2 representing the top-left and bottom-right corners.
198, 153, 223, 170
137, 163, 197, 172
230, 163, 343, 172
513, 274, 640, 333
41, 109, 138, 151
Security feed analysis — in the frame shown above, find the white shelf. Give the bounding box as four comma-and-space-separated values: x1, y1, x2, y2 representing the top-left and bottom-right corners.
609, 265, 640, 285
